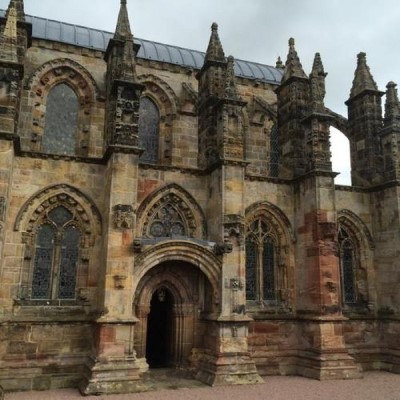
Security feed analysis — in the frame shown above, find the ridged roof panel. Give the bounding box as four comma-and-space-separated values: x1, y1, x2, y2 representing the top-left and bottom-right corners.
0, 10, 283, 85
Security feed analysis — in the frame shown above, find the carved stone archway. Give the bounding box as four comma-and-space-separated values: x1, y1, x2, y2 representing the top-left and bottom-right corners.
133, 260, 215, 369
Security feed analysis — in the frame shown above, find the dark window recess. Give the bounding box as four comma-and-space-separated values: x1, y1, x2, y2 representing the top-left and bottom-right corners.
42, 83, 79, 155
138, 97, 160, 164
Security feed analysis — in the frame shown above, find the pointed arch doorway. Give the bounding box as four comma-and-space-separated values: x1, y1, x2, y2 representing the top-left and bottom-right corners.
134, 261, 215, 370
146, 287, 174, 368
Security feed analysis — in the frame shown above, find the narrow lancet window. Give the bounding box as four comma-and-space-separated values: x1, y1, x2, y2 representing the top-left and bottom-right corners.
42, 83, 79, 155
138, 97, 160, 164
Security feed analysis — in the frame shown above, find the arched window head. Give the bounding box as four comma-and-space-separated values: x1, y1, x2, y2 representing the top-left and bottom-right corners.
246, 218, 277, 302
338, 226, 356, 305
31, 206, 80, 300
138, 97, 160, 164
42, 83, 79, 155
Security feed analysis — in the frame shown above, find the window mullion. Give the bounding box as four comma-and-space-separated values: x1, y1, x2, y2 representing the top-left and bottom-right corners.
51, 231, 63, 300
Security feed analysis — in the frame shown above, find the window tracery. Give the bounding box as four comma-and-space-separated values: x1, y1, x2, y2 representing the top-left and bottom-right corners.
338, 225, 357, 305
245, 218, 277, 302
31, 206, 80, 300
16, 185, 102, 305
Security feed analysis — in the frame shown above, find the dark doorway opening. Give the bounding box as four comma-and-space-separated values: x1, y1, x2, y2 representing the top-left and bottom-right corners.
146, 288, 173, 368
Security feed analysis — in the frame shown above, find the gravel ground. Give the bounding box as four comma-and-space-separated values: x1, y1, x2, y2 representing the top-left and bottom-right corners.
5, 371, 400, 400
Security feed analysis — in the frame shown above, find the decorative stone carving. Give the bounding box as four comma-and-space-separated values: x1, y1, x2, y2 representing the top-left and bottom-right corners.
138, 184, 206, 239
214, 242, 233, 256
223, 214, 245, 242
132, 238, 143, 253
113, 204, 134, 229
113, 275, 127, 290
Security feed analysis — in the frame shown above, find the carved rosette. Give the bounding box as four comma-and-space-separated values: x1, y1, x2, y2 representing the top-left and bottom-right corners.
112, 204, 134, 230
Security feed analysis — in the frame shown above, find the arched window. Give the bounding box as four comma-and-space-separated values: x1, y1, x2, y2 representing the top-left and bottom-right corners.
31, 206, 80, 300
138, 97, 160, 164
338, 225, 356, 305
42, 83, 79, 155
245, 218, 277, 302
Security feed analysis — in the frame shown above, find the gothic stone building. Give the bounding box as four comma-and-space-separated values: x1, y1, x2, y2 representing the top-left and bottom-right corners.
0, 0, 399, 394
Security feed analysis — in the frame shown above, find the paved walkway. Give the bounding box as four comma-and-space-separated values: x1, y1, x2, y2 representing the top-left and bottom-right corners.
5, 371, 400, 400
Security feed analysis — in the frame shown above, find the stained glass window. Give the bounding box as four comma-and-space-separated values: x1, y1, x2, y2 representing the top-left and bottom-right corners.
139, 97, 160, 164
245, 218, 277, 303
263, 238, 275, 301
58, 226, 80, 299
31, 206, 80, 301
339, 227, 356, 304
245, 239, 257, 300
42, 83, 79, 155
32, 224, 55, 299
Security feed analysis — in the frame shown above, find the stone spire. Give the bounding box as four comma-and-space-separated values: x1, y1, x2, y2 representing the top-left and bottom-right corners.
282, 38, 307, 83
348, 52, 379, 100
105, 0, 138, 82
4, 0, 25, 21
384, 81, 400, 128
309, 52, 327, 113
204, 23, 226, 63
0, 0, 26, 63
114, 0, 132, 41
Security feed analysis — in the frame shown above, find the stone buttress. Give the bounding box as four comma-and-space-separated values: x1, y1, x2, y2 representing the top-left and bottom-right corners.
79, 0, 145, 394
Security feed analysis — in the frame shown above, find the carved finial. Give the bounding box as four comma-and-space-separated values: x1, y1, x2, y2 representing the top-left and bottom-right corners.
276, 56, 284, 69
224, 55, 240, 100
204, 22, 225, 63
311, 52, 327, 77
349, 52, 379, 100
282, 37, 307, 83
384, 81, 400, 127
310, 53, 327, 111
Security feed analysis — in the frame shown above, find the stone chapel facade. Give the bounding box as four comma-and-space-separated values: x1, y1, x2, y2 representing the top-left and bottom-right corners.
0, 0, 399, 394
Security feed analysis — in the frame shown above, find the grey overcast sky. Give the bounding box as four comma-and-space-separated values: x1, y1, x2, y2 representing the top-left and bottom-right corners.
3, 0, 400, 184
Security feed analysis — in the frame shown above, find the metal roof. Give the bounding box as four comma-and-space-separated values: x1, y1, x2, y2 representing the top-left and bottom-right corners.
0, 10, 283, 85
